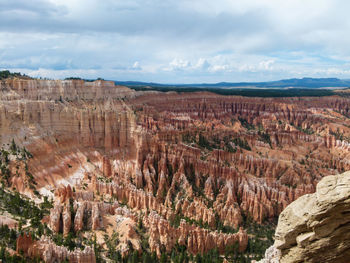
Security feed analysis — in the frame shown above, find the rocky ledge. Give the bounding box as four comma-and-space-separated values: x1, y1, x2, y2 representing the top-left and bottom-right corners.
259, 171, 350, 263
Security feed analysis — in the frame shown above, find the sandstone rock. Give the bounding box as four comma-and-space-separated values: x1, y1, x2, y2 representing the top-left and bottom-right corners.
4, 78, 350, 261
50, 204, 63, 233
74, 201, 86, 232
55, 185, 74, 203
16, 233, 34, 255
144, 211, 248, 256
16, 235, 96, 263
49, 200, 120, 234
264, 172, 350, 263
254, 246, 281, 263
102, 155, 112, 177
63, 206, 72, 236
91, 203, 101, 230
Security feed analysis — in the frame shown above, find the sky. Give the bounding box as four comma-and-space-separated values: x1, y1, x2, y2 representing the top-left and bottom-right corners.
1, 0, 350, 83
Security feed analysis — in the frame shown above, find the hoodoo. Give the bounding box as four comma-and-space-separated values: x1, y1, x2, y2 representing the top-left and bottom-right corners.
1, 78, 350, 261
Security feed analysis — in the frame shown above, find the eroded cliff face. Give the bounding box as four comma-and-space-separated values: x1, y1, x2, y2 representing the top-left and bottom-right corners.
1, 78, 350, 261
259, 171, 350, 263
0, 79, 140, 192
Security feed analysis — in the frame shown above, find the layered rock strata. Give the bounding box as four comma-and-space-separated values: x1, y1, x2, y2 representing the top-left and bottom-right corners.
1, 78, 350, 260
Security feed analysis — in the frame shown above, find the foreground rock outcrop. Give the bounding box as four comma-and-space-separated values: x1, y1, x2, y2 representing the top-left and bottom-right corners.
260, 171, 350, 263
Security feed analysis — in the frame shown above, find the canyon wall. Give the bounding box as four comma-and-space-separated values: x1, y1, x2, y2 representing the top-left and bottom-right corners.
1, 79, 350, 261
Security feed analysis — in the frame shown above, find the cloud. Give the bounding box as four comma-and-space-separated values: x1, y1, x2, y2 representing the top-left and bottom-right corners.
1, 0, 350, 82
258, 60, 274, 71
165, 59, 192, 71
131, 61, 142, 70
195, 58, 210, 70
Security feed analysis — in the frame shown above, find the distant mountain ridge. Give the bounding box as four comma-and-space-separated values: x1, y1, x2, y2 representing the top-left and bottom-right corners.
115, 77, 350, 89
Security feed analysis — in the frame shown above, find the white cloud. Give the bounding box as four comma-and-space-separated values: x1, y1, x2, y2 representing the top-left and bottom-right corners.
258, 60, 274, 71
165, 58, 192, 71
131, 61, 141, 70
194, 58, 210, 70
209, 64, 230, 73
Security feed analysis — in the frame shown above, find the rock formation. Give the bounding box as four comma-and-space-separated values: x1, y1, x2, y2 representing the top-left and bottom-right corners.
17, 234, 96, 263
259, 171, 350, 263
144, 211, 248, 257
1, 78, 350, 261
